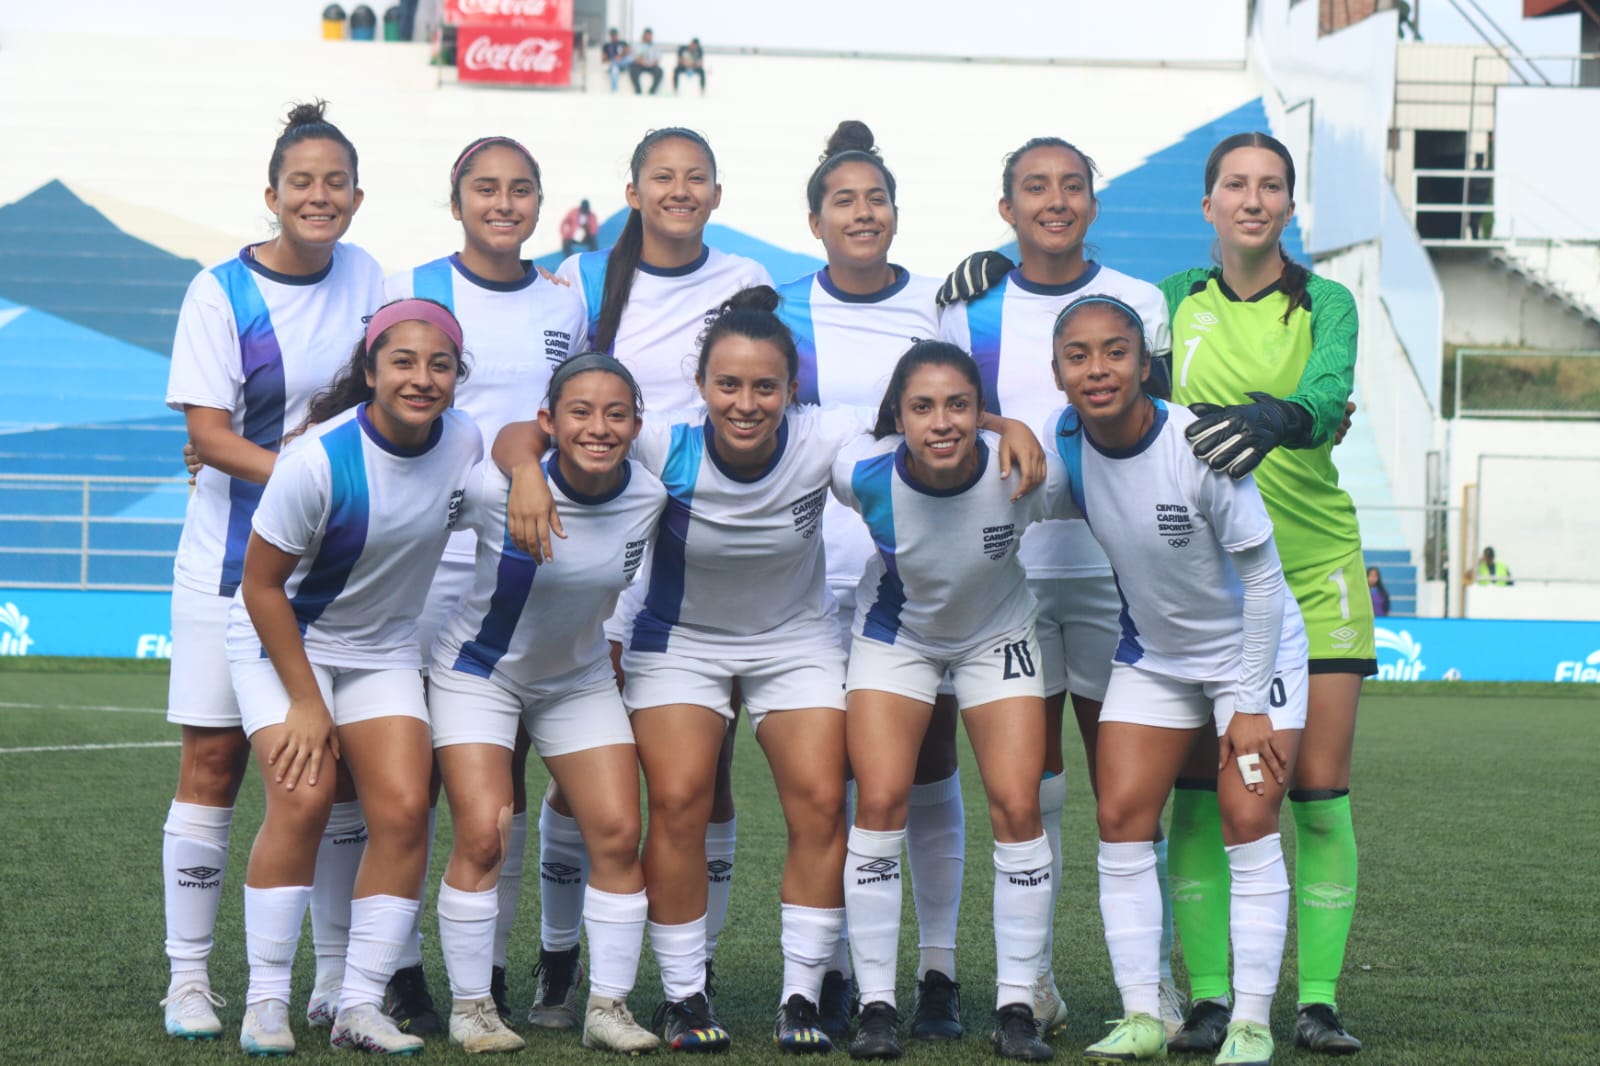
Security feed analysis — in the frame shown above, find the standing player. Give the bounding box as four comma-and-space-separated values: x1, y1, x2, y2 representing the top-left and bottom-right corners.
937, 136, 1179, 1036
429, 354, 664, 1055
228, 299, 482, 1056
775, 120, 968, 1044
528, 126, 771, 1030
833, 341, 1056, 1063
382, 134, 589, 1032
160, 100, 382, 1040
1043, 294, 1305, 1066
1161, 132, 1370, 1056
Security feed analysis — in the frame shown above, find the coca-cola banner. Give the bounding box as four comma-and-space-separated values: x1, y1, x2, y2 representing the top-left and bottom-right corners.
456, 25, 573, 85
444, 0, 573, 28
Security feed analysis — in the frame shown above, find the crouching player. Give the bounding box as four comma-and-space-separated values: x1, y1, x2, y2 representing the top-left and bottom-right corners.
1044, 295, 1307, 1066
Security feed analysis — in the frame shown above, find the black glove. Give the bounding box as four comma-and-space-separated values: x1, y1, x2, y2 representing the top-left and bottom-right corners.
1184, 392, 1312, 478
936, 250, 1016, 306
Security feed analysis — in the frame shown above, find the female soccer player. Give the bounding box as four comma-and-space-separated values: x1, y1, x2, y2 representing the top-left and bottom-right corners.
1161, 132, 1369, 1056
531, 126, 771, 1028
429, 354, 665, 1055
937, 136, 1178, 1036
160, 99, 383, 1041
228, 298, 482, 1056
832, 341, 1057, 1063
1043, 294, 1306, 1066
382, 134, 590, 1032
775, 120, 968, 1044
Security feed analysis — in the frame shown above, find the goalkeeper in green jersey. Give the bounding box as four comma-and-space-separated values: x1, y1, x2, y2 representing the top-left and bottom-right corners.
1159, 132, 1371, 1058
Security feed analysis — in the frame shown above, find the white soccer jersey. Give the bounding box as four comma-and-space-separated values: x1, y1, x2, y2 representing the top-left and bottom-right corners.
626, 404, 875, 657
225, 406, 483, 669
387, 253, 589, 564
776, 267, 942, 593
1048, 401, 1307, 682
434, 456, 665, 690
167, 243, 385, 597
556, 246, 772, 411
940, 263, 1170, 579
831, 430, 1065, 653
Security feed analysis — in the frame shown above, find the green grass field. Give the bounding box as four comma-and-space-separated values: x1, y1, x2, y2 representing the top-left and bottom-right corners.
1, 662, 1595, 1065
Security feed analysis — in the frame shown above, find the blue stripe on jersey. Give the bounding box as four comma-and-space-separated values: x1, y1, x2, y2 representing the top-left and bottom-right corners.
776, 274, 821, 405
964, 278, 1008, 417
411, 257, 456, 310
453, 523, 538, 679
288, 420, 371, 635
631, 423, 702, 654
577, 251, 611, 347
213, 258, 287, 596
852, 451, 906, 644
1110, 571, 1145, 665
1053, 409, 1088, 522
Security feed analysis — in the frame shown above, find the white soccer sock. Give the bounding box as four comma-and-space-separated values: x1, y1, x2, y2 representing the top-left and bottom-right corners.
993, 835, 1053, 1009
1097, 839, 1162, 1018
394, 806, 435, 970
585, 886, 648, 1000
1154, 833, 1175, 983
1227, 833, 1288, 1027
244, 884, 312, 1006
342, 894, 421, 1012
538, 800, 590, 952
647, 914, 707, 1003
437, 882, 498, 1001
906, 772, 963, 980
1037, 772, 1067, 979
780, 904, 846, 1006
845, 826, 905, 1009
163, 801, 232, 989
493, 810, 528, 968
704, 816, 737, 959
311, 800, 365, 991
827, 784, 855, 978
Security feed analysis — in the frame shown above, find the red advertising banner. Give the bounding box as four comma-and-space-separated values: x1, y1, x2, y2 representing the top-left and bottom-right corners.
456, 24, 573, 85
444, 0, 573, 28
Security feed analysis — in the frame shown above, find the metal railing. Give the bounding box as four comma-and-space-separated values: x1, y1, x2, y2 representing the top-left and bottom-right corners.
1451, 348, 1600, 419
0, 474, 187, 591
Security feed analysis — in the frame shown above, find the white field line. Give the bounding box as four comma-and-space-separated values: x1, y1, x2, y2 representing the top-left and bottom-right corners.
0, 740, 180, 754
0, 700, 164, 714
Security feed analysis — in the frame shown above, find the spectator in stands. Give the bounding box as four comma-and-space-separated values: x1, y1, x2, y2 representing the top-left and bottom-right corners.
674, 37, 706, 94
1475, 546, 1512, 585
561, 199, 599, 256
629, 28, 663, 95
601, 28, 632, 93
1367, 567, 1389, 617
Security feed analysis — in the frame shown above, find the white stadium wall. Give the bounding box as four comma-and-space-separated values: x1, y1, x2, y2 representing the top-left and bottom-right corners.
1377, 184, 1444, 412
1494, 87, 1600, 241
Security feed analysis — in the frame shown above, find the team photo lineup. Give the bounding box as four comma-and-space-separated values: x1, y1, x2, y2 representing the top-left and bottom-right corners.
156, 99, 1374, 1065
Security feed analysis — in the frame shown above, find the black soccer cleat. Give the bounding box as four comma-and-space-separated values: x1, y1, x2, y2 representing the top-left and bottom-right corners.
653, 991, 731, 1053
527, 945, 584, 1030
775, 994, 834, 1054
1167, 998, 1230, 1053
1294, 1004, 1362, 1055
382, 963, 442, 1035
818, 970, 860, 1043
910, 970, 963, 1041
990, 1003, 1053, 1061
849, 1001, 903, 1061
489, 964, 515, 1028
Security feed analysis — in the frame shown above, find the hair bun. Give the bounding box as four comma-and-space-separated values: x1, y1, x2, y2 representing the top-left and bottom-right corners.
284, 99, 330, 130
720, 285, 781, 316
822, 120, 878, 162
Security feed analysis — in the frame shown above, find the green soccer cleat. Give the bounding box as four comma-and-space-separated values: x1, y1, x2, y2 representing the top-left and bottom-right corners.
1214, 1020, 1273, 1066
1084, 1013, 1166, 1062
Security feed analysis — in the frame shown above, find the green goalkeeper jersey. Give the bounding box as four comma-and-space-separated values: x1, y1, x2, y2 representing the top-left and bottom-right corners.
1160, 267, 1362, 572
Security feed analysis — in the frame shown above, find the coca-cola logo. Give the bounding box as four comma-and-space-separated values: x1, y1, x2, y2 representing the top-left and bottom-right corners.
455, 0, 555, 16
463, 35, 563, 72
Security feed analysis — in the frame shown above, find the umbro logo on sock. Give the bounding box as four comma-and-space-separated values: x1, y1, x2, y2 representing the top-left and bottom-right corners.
1301, 882, 1355, 909
1007, 866, 1050, 887
541, 861, 582, 884
1169, 877, 1202, 903
706, 859, 733, 882
855, 858, 899, 884
333, 831, 368, 846
177, 865, 222, 888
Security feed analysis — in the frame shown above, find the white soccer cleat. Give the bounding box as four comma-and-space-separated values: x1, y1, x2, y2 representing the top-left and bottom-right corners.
1158, 978, 1186, 1040
1031, 972, 1069, 1036
583, 996, 662, 1054
162, 980, 225, 1040
449, 997, 527, 1054
239, 999, 296, 1056
306, 976, 342, 1029
330, 1002, 425, 1055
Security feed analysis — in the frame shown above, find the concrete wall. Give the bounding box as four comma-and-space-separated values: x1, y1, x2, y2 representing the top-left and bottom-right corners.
1496, 87, 1600, 240
1432, 249, 1600, 349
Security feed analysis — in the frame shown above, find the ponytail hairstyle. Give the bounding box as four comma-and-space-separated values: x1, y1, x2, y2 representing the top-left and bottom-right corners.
805, 120, 897, 214
268, 99, 359, 188
693, 285, 799, 386
594, 127, 718, 353
872, 340, 983, 439
294, 298, 468, 437
545, 350, 644, 416
1001, 136, 1099, 202
449, 135, 543, 209
1203, 131, 1307, 325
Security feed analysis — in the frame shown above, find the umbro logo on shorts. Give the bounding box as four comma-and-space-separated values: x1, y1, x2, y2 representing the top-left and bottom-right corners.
541, 861, 582, 883
854, 858, 900, 885
177, 865, 222, 889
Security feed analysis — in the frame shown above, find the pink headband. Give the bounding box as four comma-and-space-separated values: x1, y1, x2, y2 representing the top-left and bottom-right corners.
365, 299, 464, 353
451, 136, 538, 189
